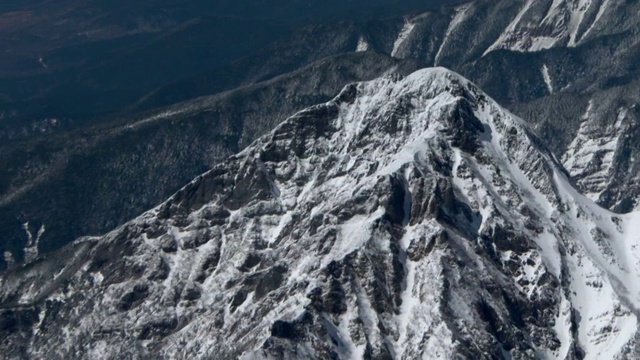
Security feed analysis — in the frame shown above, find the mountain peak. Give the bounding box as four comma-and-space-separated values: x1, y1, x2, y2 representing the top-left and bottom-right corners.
2, 68, 640, 359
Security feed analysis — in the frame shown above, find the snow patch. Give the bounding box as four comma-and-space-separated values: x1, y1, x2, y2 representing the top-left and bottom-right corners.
542, 64, 554, 94
356, 36, 369, 52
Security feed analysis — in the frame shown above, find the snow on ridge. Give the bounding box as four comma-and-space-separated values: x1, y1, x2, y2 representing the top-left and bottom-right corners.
391, 19, 416, 58
474, 88, 640, 358
542, 64, 554, 94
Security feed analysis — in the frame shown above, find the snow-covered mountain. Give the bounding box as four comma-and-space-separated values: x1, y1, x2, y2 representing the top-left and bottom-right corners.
2, 68, 640, 359
8, 0, 640, 270
383, 0, 640, 214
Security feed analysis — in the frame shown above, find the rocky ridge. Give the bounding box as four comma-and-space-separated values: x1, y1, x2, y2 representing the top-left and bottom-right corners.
1, 68, 640, 359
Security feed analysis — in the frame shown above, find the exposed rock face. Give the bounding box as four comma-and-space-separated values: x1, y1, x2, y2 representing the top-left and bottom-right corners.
2, 68, 640, 359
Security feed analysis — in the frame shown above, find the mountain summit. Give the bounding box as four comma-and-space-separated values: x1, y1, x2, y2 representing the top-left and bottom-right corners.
2, 68, 639, 359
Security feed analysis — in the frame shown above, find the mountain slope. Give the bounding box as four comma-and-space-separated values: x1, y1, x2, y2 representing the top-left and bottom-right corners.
6, 0, 640, 269
1, 68, 639, 359
0, 52, 422, 265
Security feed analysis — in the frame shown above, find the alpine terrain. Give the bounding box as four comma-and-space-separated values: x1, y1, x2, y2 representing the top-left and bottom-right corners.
6, 0, 640, 267
2, 68, 639, 359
